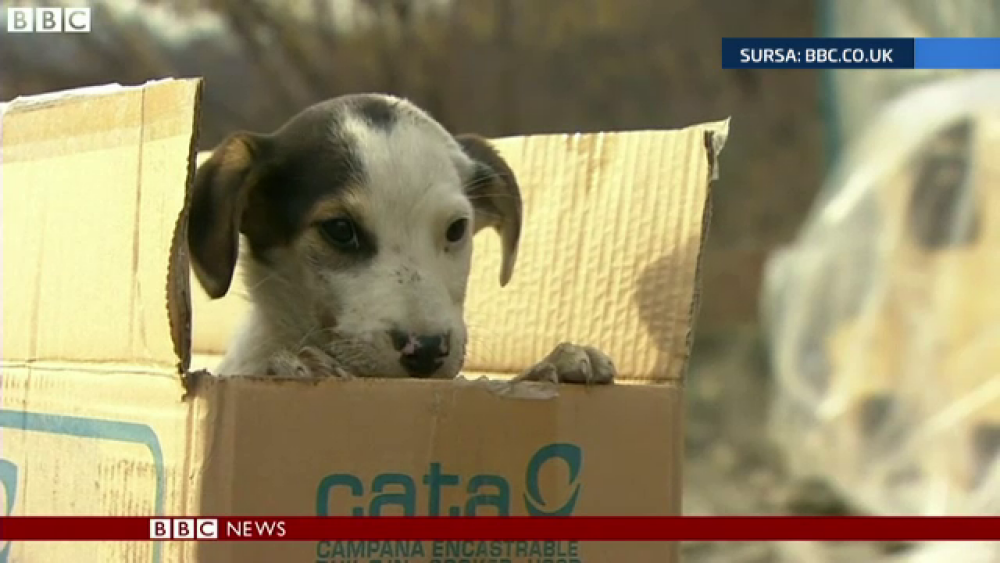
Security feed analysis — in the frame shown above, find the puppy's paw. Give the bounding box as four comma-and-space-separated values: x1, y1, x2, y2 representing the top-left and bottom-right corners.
513, 342, 617, 385
267, 346, 354, 380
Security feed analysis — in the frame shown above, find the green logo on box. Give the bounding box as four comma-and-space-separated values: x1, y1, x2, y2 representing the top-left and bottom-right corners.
316, 442, 583, 516
522, 443, 582, 516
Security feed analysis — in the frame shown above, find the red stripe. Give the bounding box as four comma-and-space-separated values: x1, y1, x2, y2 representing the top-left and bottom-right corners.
0, 516, 998, 541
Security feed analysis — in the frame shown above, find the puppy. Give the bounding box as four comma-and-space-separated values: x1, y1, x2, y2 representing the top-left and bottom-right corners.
187, 93, 616, 385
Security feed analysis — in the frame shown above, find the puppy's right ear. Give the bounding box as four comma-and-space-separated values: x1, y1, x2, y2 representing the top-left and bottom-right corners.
186, 132, 268, 299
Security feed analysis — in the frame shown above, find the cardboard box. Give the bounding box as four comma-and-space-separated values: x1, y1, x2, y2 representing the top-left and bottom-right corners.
1, 78, 728, 562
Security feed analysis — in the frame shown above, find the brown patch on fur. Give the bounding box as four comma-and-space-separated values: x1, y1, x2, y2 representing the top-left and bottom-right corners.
187, 132, 269, 298
187, 97, 371, 301
219, 136, 255, 169
307, 188, 373, 226
299, 185, 379, 268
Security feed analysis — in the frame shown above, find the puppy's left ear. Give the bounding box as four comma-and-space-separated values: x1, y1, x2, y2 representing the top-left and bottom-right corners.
186, 132, 270, 299
455, 134, 523, 287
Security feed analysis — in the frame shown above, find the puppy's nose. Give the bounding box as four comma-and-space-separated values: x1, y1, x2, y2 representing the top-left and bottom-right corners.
390, 330, 450, 378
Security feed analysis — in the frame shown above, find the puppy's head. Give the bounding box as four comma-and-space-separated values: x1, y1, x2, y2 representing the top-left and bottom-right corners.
187, 94, 521, 379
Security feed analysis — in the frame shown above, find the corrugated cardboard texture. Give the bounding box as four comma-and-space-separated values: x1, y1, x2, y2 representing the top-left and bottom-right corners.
0, 367, 205, 562
190, 124, 728, 383
1, 79, 724, 563
195, 376, 682, 563
2, 79, 200, 370
2, 79, 206, 563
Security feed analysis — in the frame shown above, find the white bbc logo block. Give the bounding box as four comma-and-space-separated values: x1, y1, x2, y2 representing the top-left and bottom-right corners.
196, 518, 219, 539
149, 517, 219, 540
6, 7, 32, 32
6, 7, 91, 33
149, 518, 172, 539
173, 518, 196, 539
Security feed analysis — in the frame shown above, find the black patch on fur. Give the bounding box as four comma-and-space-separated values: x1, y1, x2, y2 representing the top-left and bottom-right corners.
241, 101, 368, 258
469, 162, 495, 189
465, 162, 502, 216
195, 95, 417, 268
316, 215, 379, 260
187, 142, 254, 267
907, 119, 980, 249
351, 95, 398, 130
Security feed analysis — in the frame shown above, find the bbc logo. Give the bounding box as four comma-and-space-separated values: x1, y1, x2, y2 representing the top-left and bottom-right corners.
7, 7, 91, 33
149, 518, 219, 540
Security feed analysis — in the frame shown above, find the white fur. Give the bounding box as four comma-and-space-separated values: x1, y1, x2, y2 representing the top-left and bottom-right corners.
216, 97, 479, 379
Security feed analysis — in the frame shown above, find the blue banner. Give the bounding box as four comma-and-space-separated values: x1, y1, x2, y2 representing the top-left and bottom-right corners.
722, 38, 913, 69
723, 38, 1000, 70
915, 38, 1000, 69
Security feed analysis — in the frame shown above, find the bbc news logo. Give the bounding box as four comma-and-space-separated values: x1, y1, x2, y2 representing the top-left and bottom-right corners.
6, 7, 91, 33
148, 518, 288, 539
149, 518, 219, 540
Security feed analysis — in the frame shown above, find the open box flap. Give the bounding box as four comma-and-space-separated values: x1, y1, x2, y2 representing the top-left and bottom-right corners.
1, 78, 201, 374
189, 120, 728, 383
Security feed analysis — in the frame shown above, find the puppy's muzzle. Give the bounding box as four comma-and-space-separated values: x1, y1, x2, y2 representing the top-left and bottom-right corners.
390, 329, 451, 378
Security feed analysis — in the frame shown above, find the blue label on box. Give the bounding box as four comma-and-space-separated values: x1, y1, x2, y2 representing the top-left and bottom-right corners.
0, 410, 165, 563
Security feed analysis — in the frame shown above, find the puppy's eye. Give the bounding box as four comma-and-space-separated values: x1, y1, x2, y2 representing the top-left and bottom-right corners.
446, 218, 468, 243
319, 217, 360, 251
